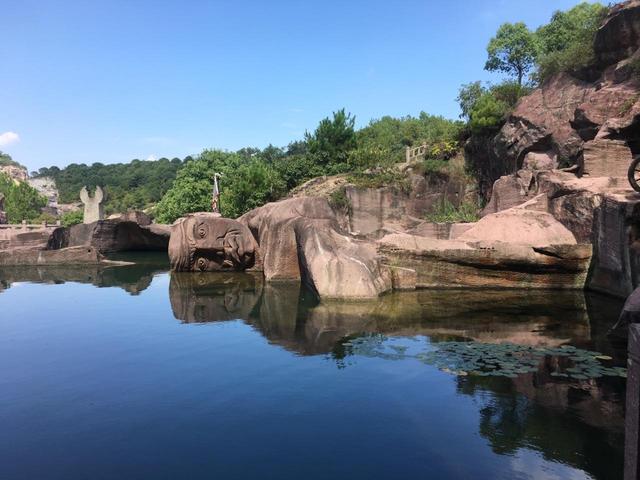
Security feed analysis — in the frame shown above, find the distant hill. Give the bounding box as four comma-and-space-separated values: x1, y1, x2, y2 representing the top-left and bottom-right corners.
33, 157, 190, 215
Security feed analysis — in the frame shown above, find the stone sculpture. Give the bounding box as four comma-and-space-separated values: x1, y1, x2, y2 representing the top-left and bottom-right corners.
80, 186, 105, 224
168, 213, 258, 272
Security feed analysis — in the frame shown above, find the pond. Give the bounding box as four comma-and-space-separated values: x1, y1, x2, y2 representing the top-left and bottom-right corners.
0, 254, 628, 480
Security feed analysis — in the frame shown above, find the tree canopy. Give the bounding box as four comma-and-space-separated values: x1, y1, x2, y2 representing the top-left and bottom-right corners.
485, 22, 538, 86
35, 157, 185, 214
0, 174, 47, 223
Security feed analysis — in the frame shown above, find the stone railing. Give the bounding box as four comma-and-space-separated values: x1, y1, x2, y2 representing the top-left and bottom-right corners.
0, 221, 60, 229
405, 144, 429, 163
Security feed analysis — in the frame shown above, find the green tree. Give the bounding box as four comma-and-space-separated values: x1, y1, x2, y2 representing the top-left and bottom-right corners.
469, 93, 510, 134
535, 2, 607, 82
457, 82, 487, 121
485, 22, 537, 85
154, 150, 286, 223
0, 174, 47, 223
305, 108, 356, 173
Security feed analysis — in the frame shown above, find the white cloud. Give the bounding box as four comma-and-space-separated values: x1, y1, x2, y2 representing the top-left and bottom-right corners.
0, 131, 20, 147
146, 154, 158, 161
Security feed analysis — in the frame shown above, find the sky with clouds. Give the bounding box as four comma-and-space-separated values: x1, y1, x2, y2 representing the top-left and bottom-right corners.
2, 0, 593, 171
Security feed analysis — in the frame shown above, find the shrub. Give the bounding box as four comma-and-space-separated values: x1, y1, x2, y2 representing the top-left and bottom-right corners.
425, 198, 480, 223
347, 168, 410, 193
328, 188, 351, 213
469, 93, 510, 134
61, 210, 84, 227
0, 174, 47, 223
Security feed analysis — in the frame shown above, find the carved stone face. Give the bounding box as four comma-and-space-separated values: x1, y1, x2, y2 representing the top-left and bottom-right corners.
169, 213, 257, 272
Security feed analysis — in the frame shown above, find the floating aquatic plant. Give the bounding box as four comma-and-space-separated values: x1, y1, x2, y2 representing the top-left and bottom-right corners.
343, 336, 626, 380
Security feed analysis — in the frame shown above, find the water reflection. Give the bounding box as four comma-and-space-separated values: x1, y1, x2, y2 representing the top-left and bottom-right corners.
167, 272, 627, 480
168, 272, 624, 355
0, 264, 628, 479
0, 253, 168, 296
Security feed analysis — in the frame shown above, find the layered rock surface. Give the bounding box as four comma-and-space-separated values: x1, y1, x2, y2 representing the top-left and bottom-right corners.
485, 169, 639, 298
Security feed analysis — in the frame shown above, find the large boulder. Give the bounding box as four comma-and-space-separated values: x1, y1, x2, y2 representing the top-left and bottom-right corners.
480, 168, 640, 298
0, 225, 62, 250
63, 218, 170, 253
458, 208, 577, 247
0, 245, 105, 266
239, 197, 392, 299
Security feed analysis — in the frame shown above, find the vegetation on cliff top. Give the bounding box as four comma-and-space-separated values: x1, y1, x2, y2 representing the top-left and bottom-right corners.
0, 173, 47, 223
460, 2, 608, 135
154, 110, 463, 222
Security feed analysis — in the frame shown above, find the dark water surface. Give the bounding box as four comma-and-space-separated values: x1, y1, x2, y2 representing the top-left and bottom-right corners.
0, 255, 628, 479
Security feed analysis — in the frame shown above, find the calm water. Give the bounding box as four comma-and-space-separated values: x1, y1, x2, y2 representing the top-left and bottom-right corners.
0, 254, 628, 480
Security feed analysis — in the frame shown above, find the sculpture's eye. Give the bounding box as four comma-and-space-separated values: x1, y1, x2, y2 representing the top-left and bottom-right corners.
196, 257, 208, 271
197, 225, 207, 238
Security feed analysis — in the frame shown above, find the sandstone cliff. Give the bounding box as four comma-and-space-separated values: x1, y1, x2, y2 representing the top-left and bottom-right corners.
468, 0, 640, 198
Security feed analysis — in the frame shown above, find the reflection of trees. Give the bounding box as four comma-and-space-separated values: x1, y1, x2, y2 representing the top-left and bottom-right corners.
456, 365, 625, 480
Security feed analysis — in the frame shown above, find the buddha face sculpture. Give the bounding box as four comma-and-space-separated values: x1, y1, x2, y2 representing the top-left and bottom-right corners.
168, 213, 257, 272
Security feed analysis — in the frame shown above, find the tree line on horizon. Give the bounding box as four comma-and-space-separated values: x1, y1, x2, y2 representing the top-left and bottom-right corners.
2, 2, 608, 224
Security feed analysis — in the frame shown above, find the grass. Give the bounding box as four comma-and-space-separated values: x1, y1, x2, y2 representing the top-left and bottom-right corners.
346, 168, 411, 193
425, 198, 480, 223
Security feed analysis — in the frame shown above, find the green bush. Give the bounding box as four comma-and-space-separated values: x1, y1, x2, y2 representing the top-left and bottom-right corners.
60, 210, 84, 227
328, 188, 351, 213
422, 159, 448, 175
469, 93, 510, 134
154, 150, 286, 223
534, 2, 608, 82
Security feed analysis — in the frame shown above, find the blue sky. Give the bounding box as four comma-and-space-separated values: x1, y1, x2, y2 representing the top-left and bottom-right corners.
2, 0, 592, 171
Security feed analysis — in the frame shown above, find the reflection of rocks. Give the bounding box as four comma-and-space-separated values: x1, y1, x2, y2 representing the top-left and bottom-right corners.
0, 258, 168, 295
169, 272, 262, 322
167, 273, 622, 355
168, 214, 258, 272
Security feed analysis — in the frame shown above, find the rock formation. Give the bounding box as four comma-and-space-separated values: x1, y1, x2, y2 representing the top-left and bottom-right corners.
168, 213, 258, 272
0, 245, 105, 266
62, 217, 171, 253
239, 197, 392, 299
483, 169, 639, 298
468, 0, 640, 197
